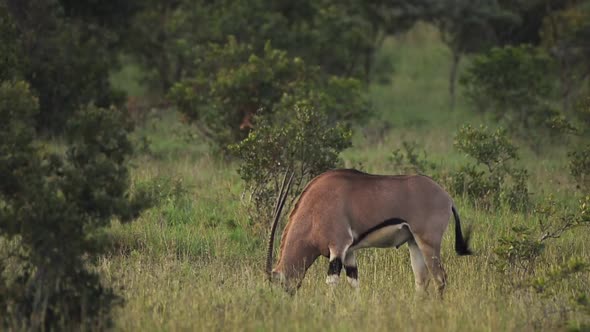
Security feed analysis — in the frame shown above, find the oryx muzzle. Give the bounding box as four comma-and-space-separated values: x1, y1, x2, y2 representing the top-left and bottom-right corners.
266, 169, 472, 296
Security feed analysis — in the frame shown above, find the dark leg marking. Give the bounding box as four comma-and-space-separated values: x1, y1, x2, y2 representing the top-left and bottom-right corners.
345, 266, 358, 279
328, 258, 343, 276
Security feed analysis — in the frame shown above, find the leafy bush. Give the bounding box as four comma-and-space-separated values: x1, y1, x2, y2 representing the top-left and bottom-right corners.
451, 125, 530, 210
453, 125, 517, 172
230, 102, 352, 224
527, 258, 590, 329
126, 0, 409, 94
574, 95, 590, 134
170, 37, 368, 152
461, 44, 553, 114
135, 176, 197, 226
492, 196, 590, 323
389, 141, 437, 175
494, 195, 590, 277
2, 1, 127, 133
0, 81, 149, 330
540, 6, 590, 113
569, 145, 590, 193
135, 176, 190, 207
493, 226, 545, 279
460, 45, 560, 139
0, 5, 22, 82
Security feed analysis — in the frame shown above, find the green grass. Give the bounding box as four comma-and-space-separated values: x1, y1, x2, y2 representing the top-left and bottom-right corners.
98, 23, 590, 331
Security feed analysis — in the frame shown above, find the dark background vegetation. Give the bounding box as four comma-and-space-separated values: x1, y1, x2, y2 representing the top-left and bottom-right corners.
1, 0, 590, 330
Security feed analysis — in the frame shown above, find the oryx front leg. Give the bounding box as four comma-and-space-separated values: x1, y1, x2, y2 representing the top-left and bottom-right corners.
343, 251, 359, 289
326, 248, 343, 286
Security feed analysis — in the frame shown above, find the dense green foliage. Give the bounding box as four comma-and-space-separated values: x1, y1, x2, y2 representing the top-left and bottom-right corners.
126, 0, 390, 93
0, 5, 22, 82
570, 145, 590, 193
2, 0, 590, 330
461, 45, 558, 133
389, 141, 438, 175
170, 38, 367, 151
451, 125, 530, 210
431, 0, 517, 109
230, 102, 352, 222
493, 195, 590, 291
0, 82, 149, 329
540, 4, 590, 111
2, 1, 130, 133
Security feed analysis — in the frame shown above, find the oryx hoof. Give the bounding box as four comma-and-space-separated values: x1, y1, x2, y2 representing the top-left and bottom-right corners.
326, 275, 339, 286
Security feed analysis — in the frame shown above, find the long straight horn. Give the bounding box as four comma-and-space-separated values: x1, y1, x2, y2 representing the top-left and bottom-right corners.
266, 170, 295, 281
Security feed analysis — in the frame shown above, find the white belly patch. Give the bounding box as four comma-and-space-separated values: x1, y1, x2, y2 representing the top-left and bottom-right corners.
350, 223, 413, 251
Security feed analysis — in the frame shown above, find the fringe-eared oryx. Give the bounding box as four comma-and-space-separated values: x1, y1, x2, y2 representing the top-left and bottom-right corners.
266, 169, 472, 296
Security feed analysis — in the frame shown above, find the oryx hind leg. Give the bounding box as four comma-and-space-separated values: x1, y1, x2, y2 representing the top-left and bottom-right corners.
414, 235, 447, 297
408, 238, 429, 294
344, 251, 359, 289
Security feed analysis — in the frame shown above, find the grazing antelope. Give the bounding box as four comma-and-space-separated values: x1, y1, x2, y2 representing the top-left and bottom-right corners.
266, 169, 472, 296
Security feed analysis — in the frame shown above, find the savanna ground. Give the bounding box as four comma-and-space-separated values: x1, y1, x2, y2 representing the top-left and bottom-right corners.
105, 24, 590, 331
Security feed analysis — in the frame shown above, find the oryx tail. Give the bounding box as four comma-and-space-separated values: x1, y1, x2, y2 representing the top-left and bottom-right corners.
452, 205, 472, 256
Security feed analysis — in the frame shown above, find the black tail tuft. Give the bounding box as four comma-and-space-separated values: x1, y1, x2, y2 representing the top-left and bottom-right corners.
452, 206, 472, 256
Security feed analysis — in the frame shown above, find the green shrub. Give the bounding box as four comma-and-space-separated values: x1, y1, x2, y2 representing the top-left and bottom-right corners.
0, 81, 149, 330
389, 141, 437, 175
451, 125, 530, 210
492, 196, 590, 322
501, 168, 530, 210
0, 5, 23, 82
461, 44, 553, 114
569, 145, 590, 193
1, 2, 127, 134
453, 125, 517, 173
126, 0, 401, 94
527, 259, 590, 327
230, 102, 352, 224
460, 45, 562, 143
135, 176, 197, 226
494, 195, 590, 278
493, 226, 545, 279
574, 96, 590, 135
169, 37, 368, 151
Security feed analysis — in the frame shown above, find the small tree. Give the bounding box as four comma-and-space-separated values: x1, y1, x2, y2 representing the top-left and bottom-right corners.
492, 195, 590, 322
169, 37, 368, 152
460, 45, 558, 137
433, 0, 517, 110
3, 0, 128, 133
540, 5, 590, 112
565, 96, 590, 193
492, 195, 589, 281
0, 4, 23, 82
230, 102, 352, 225
452, 125, 530, 210
569, 145, 590, 193
389, 141, 437, 175
126, 0, 424, 94
0, 81, 149, 330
